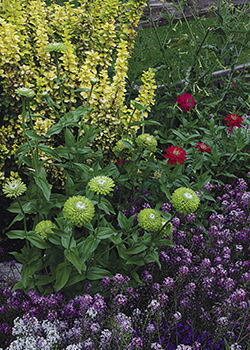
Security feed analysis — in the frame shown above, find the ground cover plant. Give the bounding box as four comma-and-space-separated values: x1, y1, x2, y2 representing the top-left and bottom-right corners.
0, 0, 249, 349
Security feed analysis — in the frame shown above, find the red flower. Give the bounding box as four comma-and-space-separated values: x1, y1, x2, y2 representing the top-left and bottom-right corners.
163, 145, 186, 166
176, 93, 195, 112
195, 142, 211, 153
224, 113, 243, 133
115, 158, 127, 166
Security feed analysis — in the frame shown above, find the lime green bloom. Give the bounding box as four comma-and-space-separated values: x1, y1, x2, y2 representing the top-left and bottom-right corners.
15, 87, 35, 99
2, 179, 27, 198
88, 176, 115, 196
63, 196, 95, 227
171, 187, 200, 215
137, 209, 162, 232
136, 133, 157, 152
161, 220, 173, 238
113, 139, 133, 157
35, 220, 56, 239
45, 42, 67, 53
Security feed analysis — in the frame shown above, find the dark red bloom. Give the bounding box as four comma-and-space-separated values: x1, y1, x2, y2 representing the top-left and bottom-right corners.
195, 142, 211, 153
115, 158, 127, 166
163, 145, 186, 166
176, 93, 195, 112
224, 113, 243, 133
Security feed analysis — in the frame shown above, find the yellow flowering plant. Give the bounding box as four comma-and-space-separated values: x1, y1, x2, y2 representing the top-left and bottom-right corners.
0, 0, 156, 186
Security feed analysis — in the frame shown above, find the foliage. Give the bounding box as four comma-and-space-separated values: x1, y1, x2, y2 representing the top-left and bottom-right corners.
0, 0, 156, 183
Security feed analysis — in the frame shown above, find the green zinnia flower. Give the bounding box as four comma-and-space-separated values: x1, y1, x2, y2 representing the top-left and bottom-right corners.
35, 220, 56, 240
63, 196, 95, 227
136, 133, 157, 152
88, 176, 115, 196
171, 187, 200, 215
45, 42, 67, 53
15, 87, 35, 99
137, 209, 162, 232
161, 220, 173, 238
2, 180, 27, 198
113, 139, 133, 157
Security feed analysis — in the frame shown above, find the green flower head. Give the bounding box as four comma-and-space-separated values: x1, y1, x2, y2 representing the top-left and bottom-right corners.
136, 133, 157, 152
15, 87, 35, 99
35, 220, 56, 240
161, 220, 173, 238
2, 179, 27, 198
45, 42, 67, 53
171, 187, 200, 215
137, 209, 162, 232
88, 176, 115, 196
63, 196, 95, 227
113, 139, 133, 157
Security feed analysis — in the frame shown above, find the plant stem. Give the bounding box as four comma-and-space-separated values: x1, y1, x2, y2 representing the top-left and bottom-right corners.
17, 197, 27, 235
54, 52, 65, 112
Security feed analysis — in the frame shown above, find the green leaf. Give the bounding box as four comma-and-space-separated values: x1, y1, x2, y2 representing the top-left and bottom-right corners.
61, 234, 76, 249
55, 262, 72, 291
64, 128, 75, 147
35, 274, 55, 286
78, 235, 100, 263
6, 230, 26, 240
86, 266, 112, 280
130, 270, 142, 284
126, 243, 148, 255
25, 130, 46, 142
117, 244, 129, 260
125, 255, 146, 266
96, 227, 117, 239
131, 101, 149, 111
26, 232, 50, 249
130, 120, 161, 127
65, 247, 83, 274
38, 144, 61, 161
34, 174, 51, 201
22, 260, 43, 280
118, 212, 129, 230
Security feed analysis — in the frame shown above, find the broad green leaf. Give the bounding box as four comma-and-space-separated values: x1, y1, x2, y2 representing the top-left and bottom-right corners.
86, 266, 112, 280
25, 130, 46, 142
34, 175, 51, 201
65, 247, 83, 274
38, 144, 61, 161
6, 230, 26, 240
64, 128, 75, 147
96, 227, 117, 239
125, 255, 146, 266
118, 212, 129, 230
26, 232, 50, 249
55, 262, 72, 291
126, 243, 148, 255
22, 260, 43, 280
130, 270, 142, 284
78, 235, 101, 263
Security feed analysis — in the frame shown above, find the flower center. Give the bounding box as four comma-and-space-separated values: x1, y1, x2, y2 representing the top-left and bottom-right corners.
76, 201, 86, 209
149, 213, 155, 220
231, 115, 237, 120
146, 137, 152, 141
9, 183, 18, 190
97, 179, 106, 185
184, 193, 193, 199
200, 144, 206, 149
173, 150, 179, 156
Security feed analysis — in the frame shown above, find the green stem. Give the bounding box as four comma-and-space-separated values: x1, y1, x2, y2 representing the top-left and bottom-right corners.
141, 110, 144, 134
21, 98, 36, 169
54, 53, 65, 112
77, 82, 95, 144
17, 197, 27, 235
